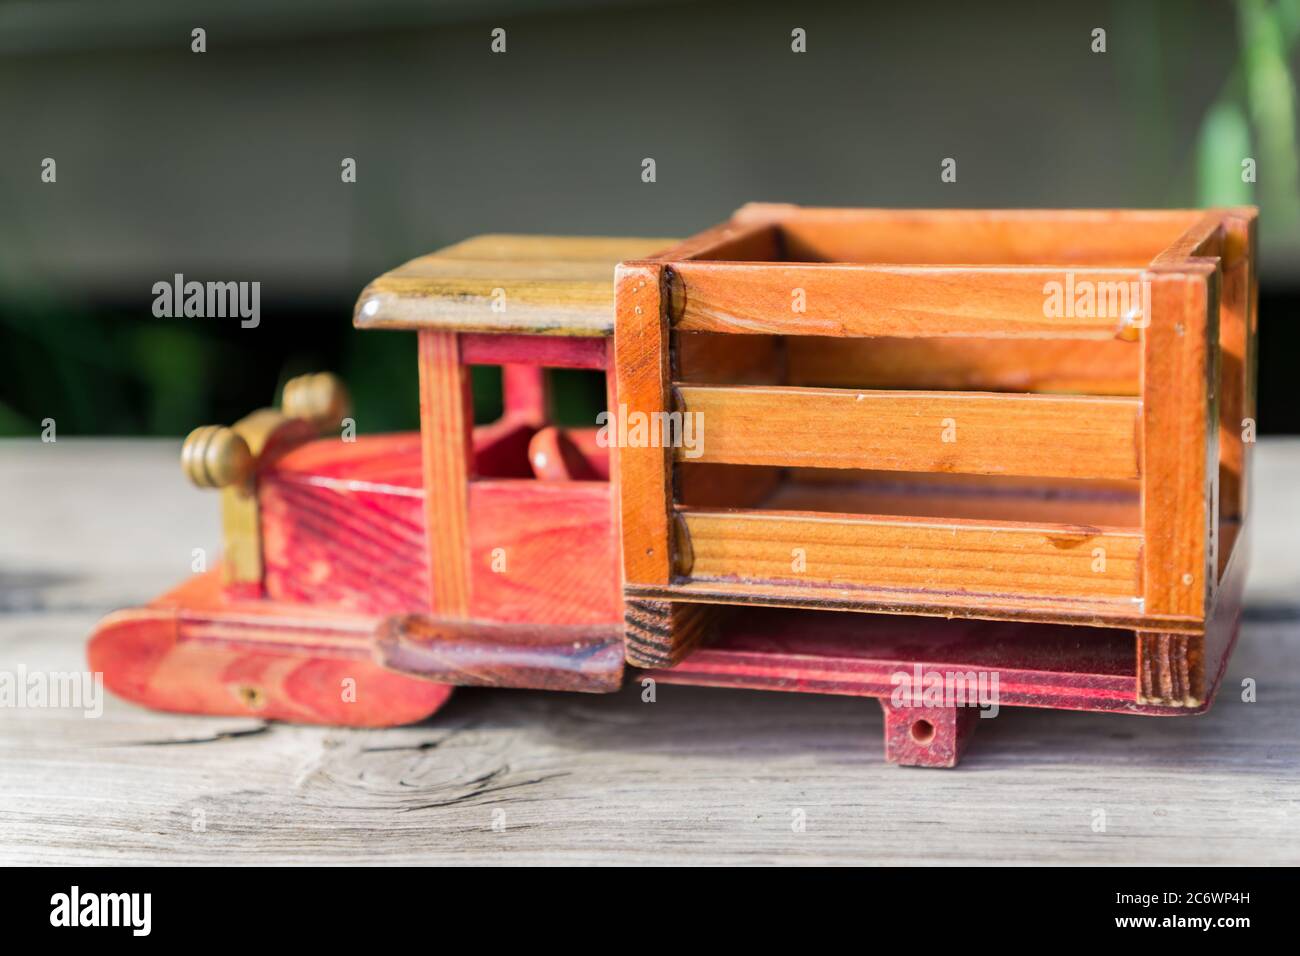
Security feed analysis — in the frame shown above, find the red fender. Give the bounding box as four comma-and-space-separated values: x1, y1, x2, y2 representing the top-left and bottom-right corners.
87, 572, 452, 727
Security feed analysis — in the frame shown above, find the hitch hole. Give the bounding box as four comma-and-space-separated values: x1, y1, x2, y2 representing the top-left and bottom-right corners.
910, 718, 936, 746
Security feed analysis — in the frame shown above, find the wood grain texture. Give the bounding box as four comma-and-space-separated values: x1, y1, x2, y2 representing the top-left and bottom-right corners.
1140, 268, 1219, 618
261, 468, 427, 615
654, 206, 1255, 638
612, 262, 674, 585
645, 220, 780, 263
763, 474, 1139, 527
87, 572, 452, 727
260, 431, 483, 616
604, 353, 625, 619
4, 440, 1298, 863
374, 615, 623, 693
105, 456, 622, 718
1149, 209, 1227, 265
675, 384, 1140, 479
1199, 514, 1250, 706
626, 578, 1201, 632
623, 598, 723, 668
677, 508, 1141, 600
461, 332, 608, 370
1217, 210, 1258, 523
354, 235, 674, 336
730, 204, 1204, 266
785, 336, 1140, 395
1136, 631, 1200, 708
467, 479, 621, 626
260, 434, 620, 628
653, 434, 1245, 643
1136, 513, 1250, 709
418, 330, 474, 617
668, 263, 1146, 338
644, 607, 1176, 713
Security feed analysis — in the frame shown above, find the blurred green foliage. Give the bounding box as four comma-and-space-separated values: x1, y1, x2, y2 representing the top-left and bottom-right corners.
1197, 0, 1300, 214
0, 292, 606, 435
0, 292, 221, 436
1, 0, 1296, 439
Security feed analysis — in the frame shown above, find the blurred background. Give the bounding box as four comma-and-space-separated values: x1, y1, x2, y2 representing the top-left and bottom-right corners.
1, 0, 1297, 435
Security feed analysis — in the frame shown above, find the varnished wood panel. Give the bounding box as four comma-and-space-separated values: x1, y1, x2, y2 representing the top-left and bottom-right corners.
354, 235, 674, 336
668, 263, 1147, 338
260, 433, 621, 627
1149, 210, 1226, 265
374, 615, 623, 693
613, 262, 674, 585
468, 479, 621, 626
262, 472, 427, 615
1142, 211, 1224, 622
678, 508, 1141, 600
785, 336, 1140, 395
1136, 631, 1201, 708
625, 578, 1191, 632
88, 572, 452, 727
262, 432, 426, 615
643, 606, 1212, 715
730, 204, 1204, 266
647, 220, 779, 262
623, 598, 724, 668
1217, 210, 1258, 523
617, 206, 1255, 643
1140, 268, 1218, 618
674, 384, 1140, 480
762, 476, 1140, 528
461, 332, 608, 369
418, 330, 474, 616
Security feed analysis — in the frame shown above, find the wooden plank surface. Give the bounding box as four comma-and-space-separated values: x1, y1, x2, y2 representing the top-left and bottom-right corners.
353, 235, 675, 336
1140, 269, 1218, 619
784, 336, 1140, 395
418, 330, 474, 616
731, 204, 1203, 267
1, 438, 1299, 865
612, 262, 674, 585
677, 508, 1141, 599
668, 263, 1147, 338
675, 384, 1140, 479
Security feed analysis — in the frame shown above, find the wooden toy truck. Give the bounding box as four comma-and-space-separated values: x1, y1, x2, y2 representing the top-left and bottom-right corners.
88, 206, 1256, 767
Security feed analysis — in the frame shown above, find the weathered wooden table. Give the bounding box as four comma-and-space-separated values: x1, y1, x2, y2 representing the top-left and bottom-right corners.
2, 438, 1297, 865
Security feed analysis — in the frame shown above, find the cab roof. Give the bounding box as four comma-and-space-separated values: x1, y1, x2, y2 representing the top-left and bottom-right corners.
353, 234, 675, 337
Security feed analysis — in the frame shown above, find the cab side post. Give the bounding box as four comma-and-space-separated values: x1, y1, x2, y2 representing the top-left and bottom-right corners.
418, 329, 474, 617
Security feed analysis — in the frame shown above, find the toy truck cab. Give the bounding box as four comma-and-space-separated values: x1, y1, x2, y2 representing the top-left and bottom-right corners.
88, 234, 672, 724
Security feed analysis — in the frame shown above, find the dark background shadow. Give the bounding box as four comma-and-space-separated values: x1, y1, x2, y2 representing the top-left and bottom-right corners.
2, 0, 1297, 435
